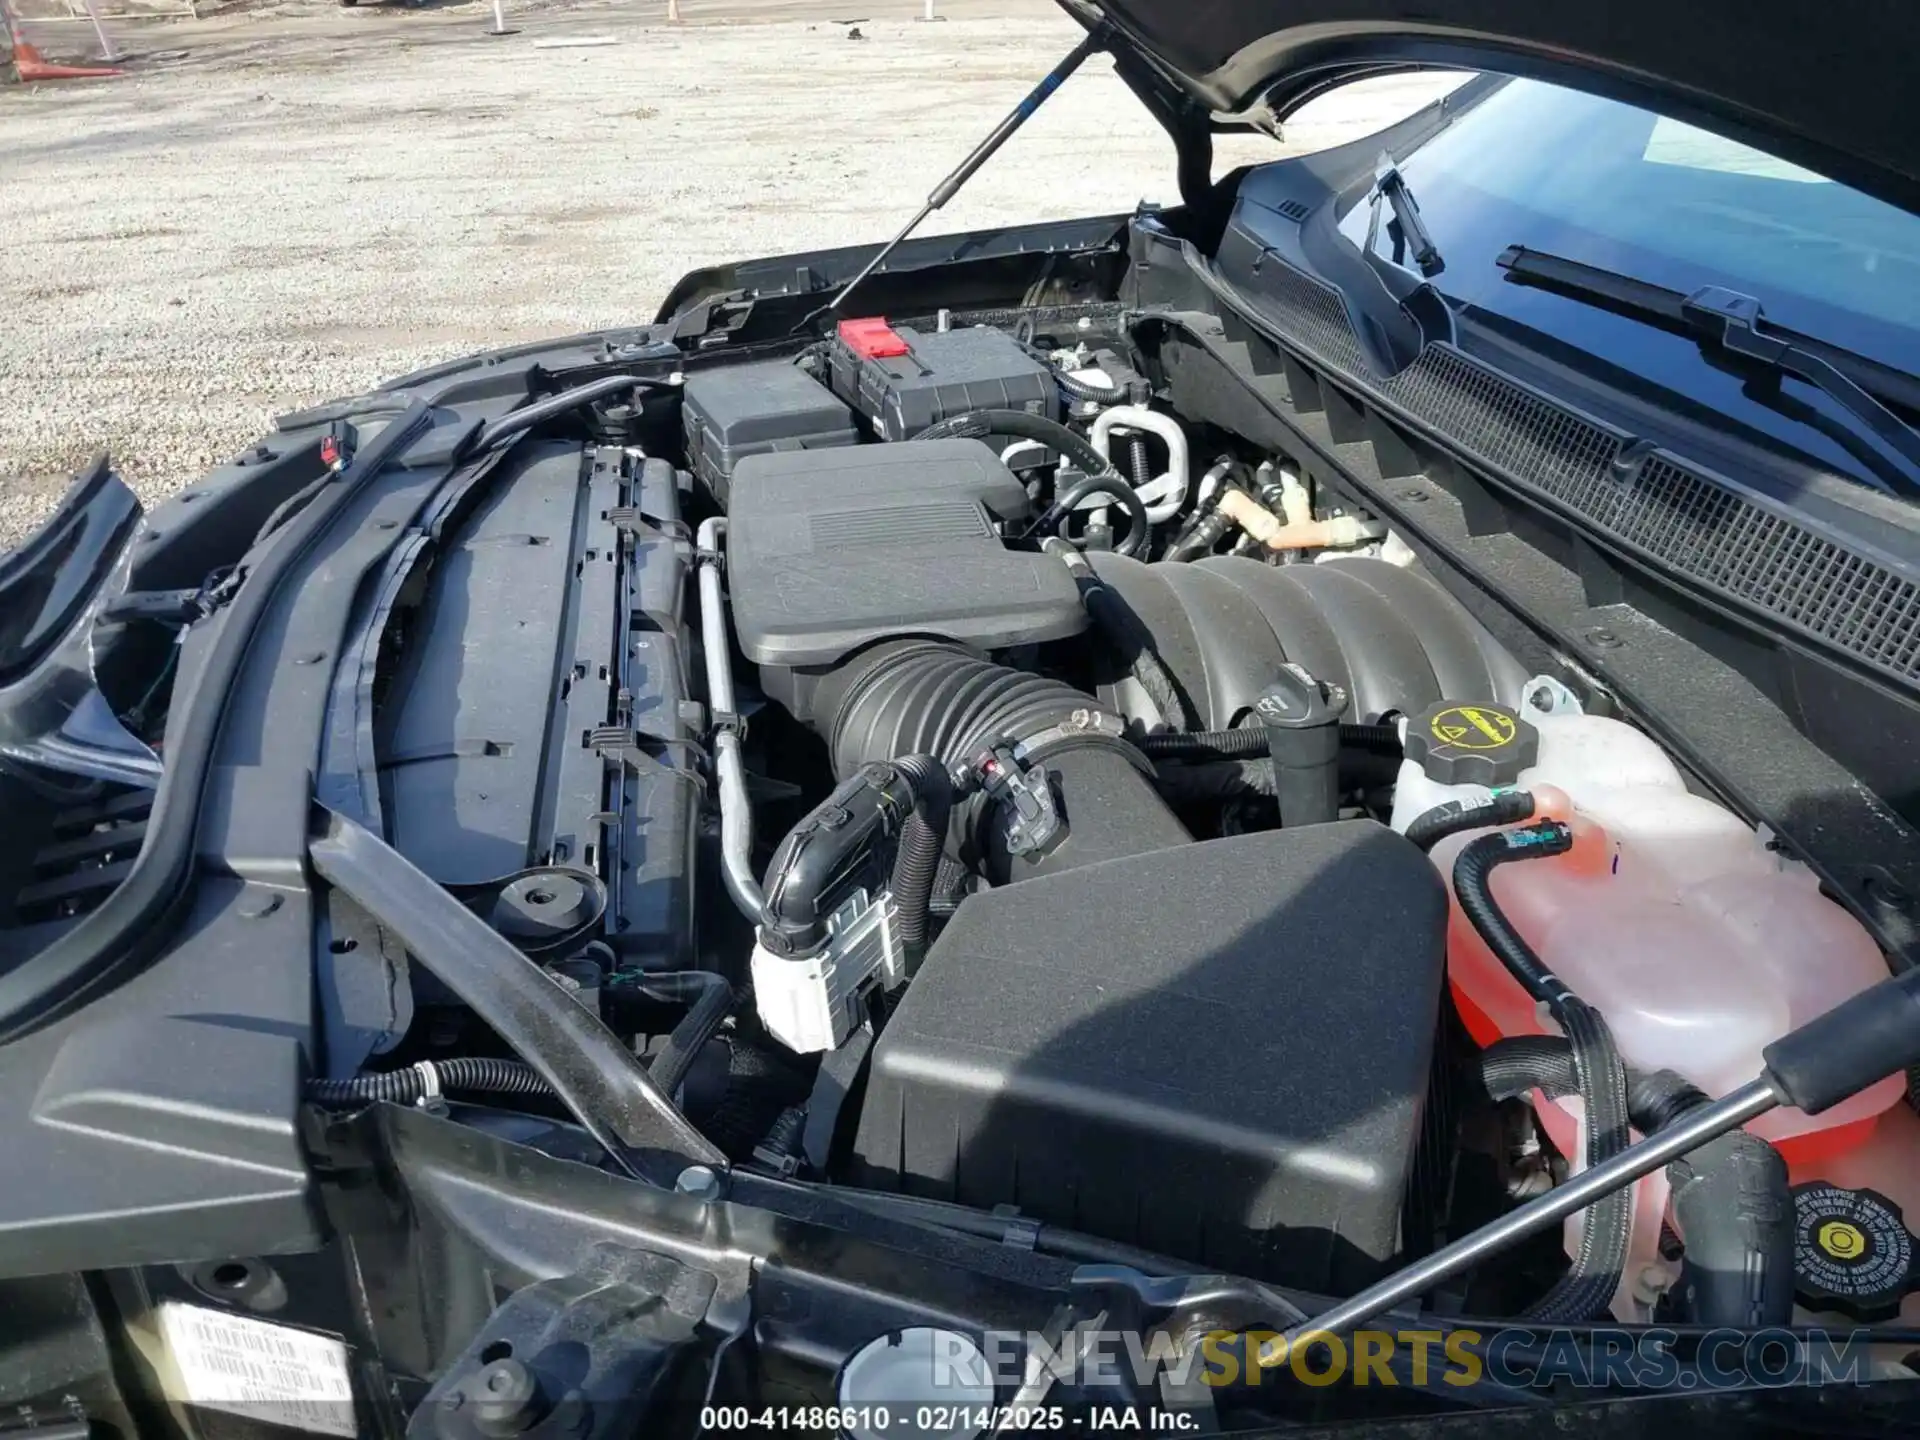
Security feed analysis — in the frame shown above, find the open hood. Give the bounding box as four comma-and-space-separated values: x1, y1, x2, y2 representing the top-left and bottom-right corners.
1063, 0, 1920, 219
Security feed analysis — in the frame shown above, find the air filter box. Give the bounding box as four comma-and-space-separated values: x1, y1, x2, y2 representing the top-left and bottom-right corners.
725, 439, 1087, 669
681, 359, 859, 507
850, 822, 1449, 1291
827, 322, 1058, 440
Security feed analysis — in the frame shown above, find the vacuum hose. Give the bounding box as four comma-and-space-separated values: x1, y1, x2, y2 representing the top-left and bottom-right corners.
1138, 724, 1403, 760
308, 971, 738, 1109
1454, 823, 1635, 1323
1479, 1038, 1795, 1327
306, 1057, 549, 1106
629, 970, 735, 1100
908, 409, 1148, 557
1055, 369, 1130, 406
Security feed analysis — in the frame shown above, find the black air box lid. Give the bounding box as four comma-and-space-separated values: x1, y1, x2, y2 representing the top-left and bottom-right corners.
726, 440, 1087, 667
850, 822, 1448, 1291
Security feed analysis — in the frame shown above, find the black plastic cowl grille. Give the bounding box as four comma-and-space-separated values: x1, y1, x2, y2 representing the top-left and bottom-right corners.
1237, 256, 1920, 687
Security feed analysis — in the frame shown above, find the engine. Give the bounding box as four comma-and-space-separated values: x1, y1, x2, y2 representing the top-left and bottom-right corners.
674, 319, 1531, 1294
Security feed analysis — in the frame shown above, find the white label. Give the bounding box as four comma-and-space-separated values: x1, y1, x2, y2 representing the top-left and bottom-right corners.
157, 1302, 358, 1438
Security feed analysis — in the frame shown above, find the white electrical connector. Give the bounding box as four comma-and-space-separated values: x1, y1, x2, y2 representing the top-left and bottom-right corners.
751, 889, 906, 1053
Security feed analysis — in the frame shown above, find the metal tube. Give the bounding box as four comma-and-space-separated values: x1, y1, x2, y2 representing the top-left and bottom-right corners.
811, 22, 1109, 326
696, 519, 763, 920
1259, 1076, 1781, 1363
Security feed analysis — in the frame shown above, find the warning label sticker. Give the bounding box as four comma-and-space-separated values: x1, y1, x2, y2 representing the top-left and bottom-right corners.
1427, 705, 1519, 751
157, 1302, 358, 1438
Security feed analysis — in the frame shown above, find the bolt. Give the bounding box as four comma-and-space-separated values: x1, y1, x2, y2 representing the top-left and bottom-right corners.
1401, 487, 1430, 503
1070, 708, 1093, 728
469, 1358, 546, 1437
675, 1165, 723, 1203
1584, 628, 1624, 649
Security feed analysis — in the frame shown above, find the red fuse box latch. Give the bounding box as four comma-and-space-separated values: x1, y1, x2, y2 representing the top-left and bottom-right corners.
837, 317, 911, 360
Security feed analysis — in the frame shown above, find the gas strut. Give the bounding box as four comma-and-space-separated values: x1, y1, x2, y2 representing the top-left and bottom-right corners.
1258, 962, 1920, 1364
796, 19, 1113, 333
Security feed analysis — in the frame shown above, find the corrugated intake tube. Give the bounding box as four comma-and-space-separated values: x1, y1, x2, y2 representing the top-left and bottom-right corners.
809, 640, 1188, 881
1454, 823, 1634, 1322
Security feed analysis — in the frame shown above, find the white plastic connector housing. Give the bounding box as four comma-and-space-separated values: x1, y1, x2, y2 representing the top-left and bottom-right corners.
751, 888, 905, 1053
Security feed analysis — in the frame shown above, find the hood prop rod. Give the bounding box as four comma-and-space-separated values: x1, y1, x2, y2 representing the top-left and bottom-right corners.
795, 19, 1113, 334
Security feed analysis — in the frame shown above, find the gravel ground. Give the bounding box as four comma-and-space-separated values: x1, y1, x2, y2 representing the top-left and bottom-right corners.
0, 0, 1461, 545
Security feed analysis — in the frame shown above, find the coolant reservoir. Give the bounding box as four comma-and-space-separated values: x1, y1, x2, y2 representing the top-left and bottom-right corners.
1390, 695, 1904, 1149
1390, 693, 1909, 1314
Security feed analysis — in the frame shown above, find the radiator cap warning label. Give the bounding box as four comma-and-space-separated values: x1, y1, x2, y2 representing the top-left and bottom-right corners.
1405, 701, 1538, 786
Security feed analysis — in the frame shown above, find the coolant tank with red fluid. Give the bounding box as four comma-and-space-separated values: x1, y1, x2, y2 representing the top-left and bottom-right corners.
1390, 689, 1910, 1312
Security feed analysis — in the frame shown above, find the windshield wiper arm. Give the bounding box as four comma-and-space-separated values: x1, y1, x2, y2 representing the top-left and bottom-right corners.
1370, 155, 1445, 278
1496, 244, 1920, 497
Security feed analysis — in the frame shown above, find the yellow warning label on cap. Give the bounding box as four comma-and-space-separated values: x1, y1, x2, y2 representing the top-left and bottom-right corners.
1818, 1220, 1868, 1260
1427, 705, 1520, 751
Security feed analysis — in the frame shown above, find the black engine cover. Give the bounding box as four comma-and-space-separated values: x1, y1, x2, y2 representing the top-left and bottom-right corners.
851, 821, 1447, 1292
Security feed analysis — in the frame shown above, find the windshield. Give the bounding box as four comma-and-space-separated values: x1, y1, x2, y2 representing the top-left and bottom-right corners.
1338, 78, 1920, 377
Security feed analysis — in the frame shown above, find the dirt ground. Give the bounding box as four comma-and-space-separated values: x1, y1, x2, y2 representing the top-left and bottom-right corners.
0, 0, 1463, 544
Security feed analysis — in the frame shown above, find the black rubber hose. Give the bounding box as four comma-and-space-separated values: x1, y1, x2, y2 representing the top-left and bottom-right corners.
913, 408, 1110, 477
1476, 1042, 1795, 1328
1031, 469, 1150, 559
471, 374, 675, 455
1405, 791, 1538, 852
1479, 1035, 1579, 1104
1056, 369, 1130, 405
886, 754, 955, 955
1051, 546, 1194, 730
1666, 1123, 1796, 1328
306, 1057, 552, 1106
642, 971, 735, 1100
1139, 724, 1403, 761
1455, 823, 1634, 1323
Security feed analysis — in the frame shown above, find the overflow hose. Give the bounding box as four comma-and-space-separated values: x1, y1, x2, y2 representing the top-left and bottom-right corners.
1454, 823, 1635, 1322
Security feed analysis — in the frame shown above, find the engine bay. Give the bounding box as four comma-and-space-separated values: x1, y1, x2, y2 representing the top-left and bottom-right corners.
5, 296, 1919, 1434
333, 311, 1920, 1338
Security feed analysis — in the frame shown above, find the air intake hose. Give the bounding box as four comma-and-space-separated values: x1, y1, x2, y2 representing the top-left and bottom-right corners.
810, 640, 1189, 882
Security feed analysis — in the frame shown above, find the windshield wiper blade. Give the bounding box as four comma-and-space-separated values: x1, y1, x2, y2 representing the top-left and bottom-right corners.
1370, 155, 1445, 278
1496, 244, 1920, 497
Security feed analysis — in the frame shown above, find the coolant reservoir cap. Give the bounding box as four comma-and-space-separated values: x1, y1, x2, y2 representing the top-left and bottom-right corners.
1790, 1183, 1917, 1321
1404, 701, 1538, 786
